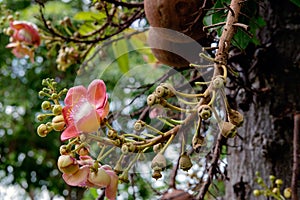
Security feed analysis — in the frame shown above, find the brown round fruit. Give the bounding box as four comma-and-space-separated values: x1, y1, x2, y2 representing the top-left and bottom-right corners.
147, 28, 201, 68
144, 0, 207, 41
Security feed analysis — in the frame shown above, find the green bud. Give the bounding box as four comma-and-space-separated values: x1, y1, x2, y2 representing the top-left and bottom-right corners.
51, 93, 58, 99
198, 105, 212, 120
253, 189, 261, 197
41, 101, 52, 110
37, 124, 48, 137
283, 187, 291, 198
147, 94, 160, 106
134, 120, 144, 132
42, 79, 48, 86
52, 105, 62, 115
38, 91, 47, 97
275, 179, 283, 186
179, 153, 193, 171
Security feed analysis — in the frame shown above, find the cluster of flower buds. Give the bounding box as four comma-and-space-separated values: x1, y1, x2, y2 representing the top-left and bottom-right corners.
56, 46, 79, 71
253, 172, 292, 199
36, 78, 68, 137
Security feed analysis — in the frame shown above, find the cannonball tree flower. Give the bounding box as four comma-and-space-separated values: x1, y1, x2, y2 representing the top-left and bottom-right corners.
6, 21, 41, 62
61, 79, 109, 141
62, 156, 118, 200
9, 21, 40, 46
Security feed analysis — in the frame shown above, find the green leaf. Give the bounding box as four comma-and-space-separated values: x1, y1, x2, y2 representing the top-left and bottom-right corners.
112, 38, 129, 73
74, 11, 106, 21
289, 0, 300, 7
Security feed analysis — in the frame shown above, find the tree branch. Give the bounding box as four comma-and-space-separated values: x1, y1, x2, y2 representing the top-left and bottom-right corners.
292, 113, 300, 200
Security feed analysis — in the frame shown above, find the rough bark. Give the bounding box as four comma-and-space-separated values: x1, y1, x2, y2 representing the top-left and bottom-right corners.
225, 0, 300, 199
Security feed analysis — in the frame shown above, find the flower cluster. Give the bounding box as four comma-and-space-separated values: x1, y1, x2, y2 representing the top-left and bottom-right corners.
58, 155, 118, 200
5, 20, 41, 62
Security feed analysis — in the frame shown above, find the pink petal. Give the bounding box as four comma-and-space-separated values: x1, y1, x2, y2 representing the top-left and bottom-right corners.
75, 108, 100, 133
64, 86, 87, 106
61, 125, 79, 141
104, 169, 118, 200
62, 105, 74, 126
87, 80, 107, 109
10, 21, 40, 46
96, 101, 109, 121
62, 166, 90, 186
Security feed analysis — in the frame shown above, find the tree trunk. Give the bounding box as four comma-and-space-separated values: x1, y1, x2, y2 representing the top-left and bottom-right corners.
225, 1, 300, 199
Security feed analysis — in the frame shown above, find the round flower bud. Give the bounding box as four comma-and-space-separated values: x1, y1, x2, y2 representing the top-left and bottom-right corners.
41, 101, 52, 110
198, 105, 212, 120
59, 145, 69, 155
88, 168, 111, 187
37, 124, 49, 137
275, 179, 283, 186
134, 121, 144, 132
283, 187, 291, 198
212, 75, 225, 89
52, 105, 62, 115
220, 121, 237, 138
253, 189, 261, 197
179, 153, 193, 171
57, 155, 79, 174
272, 188, 279, 194
107, 129, 118, 139
52, 115, 65, 131
269, 175, 276, 182
121, 144, 129, 155
147, 94, 160, 106
51, 93, 58, 100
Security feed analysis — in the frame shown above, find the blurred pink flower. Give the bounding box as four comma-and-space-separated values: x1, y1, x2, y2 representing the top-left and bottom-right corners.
10, 21, 40, 46
61, 80, 109, 141
61, 156, 118, 200
6, 21, 40, 62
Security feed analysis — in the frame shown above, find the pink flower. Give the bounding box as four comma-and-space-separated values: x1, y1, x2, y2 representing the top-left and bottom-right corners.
6, 21, 40, 62
9, 21, 40, 46
61, 80, 109, 141
61, 156, 118, 200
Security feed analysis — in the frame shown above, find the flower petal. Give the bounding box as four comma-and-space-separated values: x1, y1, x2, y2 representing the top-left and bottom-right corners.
61, 125, 79, 141
62, 166, 89, 186
96, 101, 109, 121
64, 85, 87, 106
87, 80, 107, 109
75, 108, 100, 133
10, 21, 40, 46
104, 168, 118, 200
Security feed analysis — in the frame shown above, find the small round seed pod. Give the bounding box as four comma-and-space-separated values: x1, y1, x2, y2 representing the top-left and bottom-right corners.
41, 101, 52, 110
220, 121, 237, 138
198, 105, 212, 120
228, 109, 244, 127
179, 153, 193, 171
151, 153, 167, 170
147, 93, 161, 106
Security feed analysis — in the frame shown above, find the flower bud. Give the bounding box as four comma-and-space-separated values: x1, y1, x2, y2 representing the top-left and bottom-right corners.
275, 179, 283, 186
283, 187, 291, 198
121, 144, 129, 155
52, 115, 65, 131
253, 189, 261, 197
147, 94, 161, 106
37, 124, 49, 137
88, 168, 111, 187
179, 153, 193, 171
75, 144, 90, 156
220, 121, 237, 138
52, 105, 62, 115
228, 109, 244, 127
59, 145, 69, 155
272, 187, 279, 195
51, 93, 58, 99
134, 120, 144, 132
107, 129, 118, 139
192, 134, 205, 152
57, 155, 79, 174
155, 84, 174, 99
41, 101, 52, 110
198, 105, 212, 120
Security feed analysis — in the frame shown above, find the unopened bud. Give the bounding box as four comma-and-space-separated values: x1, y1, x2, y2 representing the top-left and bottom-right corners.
52, 115, 65, 131
198, 105, 212, 120
37, 124, 49, 137
41, 101, 52, 110
147, 94, 161, 106
151, 153, 167, 170
212, 75, 224, 89
283, 187, 291, 198
134, 120, 144, 132
52, 105, 62, 115
57, 155, 79, 174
